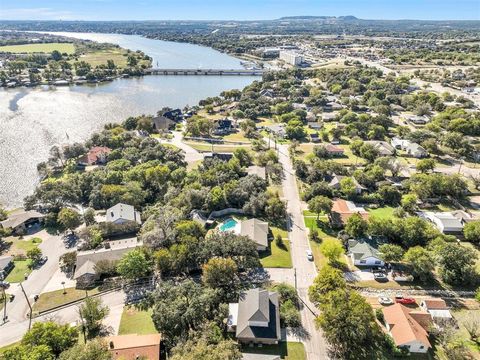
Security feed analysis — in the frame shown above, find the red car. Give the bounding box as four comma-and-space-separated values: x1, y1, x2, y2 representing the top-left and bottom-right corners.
395, 296, 416, 305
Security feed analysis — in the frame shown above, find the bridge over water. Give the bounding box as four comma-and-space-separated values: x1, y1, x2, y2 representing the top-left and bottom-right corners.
145, 68, 265, 76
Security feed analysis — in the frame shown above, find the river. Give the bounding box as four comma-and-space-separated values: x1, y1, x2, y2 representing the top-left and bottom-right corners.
0, 33, 259, 208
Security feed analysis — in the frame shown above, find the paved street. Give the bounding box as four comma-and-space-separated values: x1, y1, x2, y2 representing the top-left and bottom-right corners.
276, 143, 330, 360
0, 290, 125, 347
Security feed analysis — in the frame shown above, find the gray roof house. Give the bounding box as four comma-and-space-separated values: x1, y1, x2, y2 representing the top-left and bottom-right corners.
405, 143, 428, 158
365, 141, 395, 156
418, 211, 465, 234
106, 203, 142, 225
74, 238, 142, 285
237, 219, 269, 251
0, 255, 14, 280
348, 239, 385, 266
0, 210, 44, 234
329, 174, 366, 194
228, 288, 281, 345
152, 115, 176, 131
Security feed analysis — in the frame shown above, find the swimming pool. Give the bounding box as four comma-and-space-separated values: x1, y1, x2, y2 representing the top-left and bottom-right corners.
219, 218, 238, 232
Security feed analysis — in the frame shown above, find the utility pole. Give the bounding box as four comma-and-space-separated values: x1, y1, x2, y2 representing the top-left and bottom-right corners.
294, 267, 297, 291
1, 285, 7, 324
19, 282, 32, 330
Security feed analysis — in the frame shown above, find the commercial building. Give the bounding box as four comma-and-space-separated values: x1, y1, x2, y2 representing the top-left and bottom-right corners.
279, 51, 304, 66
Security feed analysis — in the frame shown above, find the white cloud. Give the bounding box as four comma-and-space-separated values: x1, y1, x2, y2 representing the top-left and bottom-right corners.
0, 8, 77, 20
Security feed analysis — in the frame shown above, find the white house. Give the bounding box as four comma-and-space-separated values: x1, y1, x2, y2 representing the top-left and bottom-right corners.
347, 239, 384, 266
420, 299, 452, 322
106, 203, 142, 225
418, 211, 464, 234
383, 304, 432, 353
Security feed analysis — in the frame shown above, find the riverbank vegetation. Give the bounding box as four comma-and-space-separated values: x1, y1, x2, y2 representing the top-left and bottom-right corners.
0, 31, 152, 87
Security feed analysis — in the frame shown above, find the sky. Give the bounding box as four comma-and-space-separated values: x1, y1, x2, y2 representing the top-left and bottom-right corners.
0, 0, 479, 21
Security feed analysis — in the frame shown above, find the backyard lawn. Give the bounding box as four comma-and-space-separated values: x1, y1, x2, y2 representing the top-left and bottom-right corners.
242, 342, 306, 360
184, 141, 251, 153
118, 306, 158, 335
5, 260, 32, 283
4, 237, 42, 256
367, 206, 396, 220
260, 239, 292, 268
0, 43, 75, 54
33, 287, 99, 314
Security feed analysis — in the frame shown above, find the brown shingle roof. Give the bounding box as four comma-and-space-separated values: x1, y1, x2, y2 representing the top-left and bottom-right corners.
105, 334, 161, 360
330, 199, 369, 226
383, 304, 431, 349
422, 299, 448, 310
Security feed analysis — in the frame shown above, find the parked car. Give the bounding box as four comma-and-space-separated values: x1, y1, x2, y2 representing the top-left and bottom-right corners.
395, 296, 416, 305
0, 281, 10, 289
378, 297, 394, 305
306, 250, 314, 261
373, 272, 388, 282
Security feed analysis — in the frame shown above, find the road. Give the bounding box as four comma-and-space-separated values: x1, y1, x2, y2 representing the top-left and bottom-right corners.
275, 143, 330, 360
4, 230, 65, 324
0, 290, 124, 347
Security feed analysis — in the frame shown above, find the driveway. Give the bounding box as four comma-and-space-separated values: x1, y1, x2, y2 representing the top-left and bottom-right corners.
274, 142, 330, 360
156, 131, 204, 163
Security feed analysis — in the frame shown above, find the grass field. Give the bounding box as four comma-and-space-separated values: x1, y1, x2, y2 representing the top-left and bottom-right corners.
0, 43, 75, 54
260, 239, 293, 268
242, 342, 306, 360
33, 287, 99, 313
4, 236, 42, 256
184, 141, 251, 153
77, 48, 129, 67
5, 260, 32, 283
118, 306, 158, 335
367, 206, 396, 220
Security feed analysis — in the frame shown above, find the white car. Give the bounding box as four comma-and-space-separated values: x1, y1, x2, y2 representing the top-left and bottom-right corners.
306, 250, 314, 261
378, 297, 394, 305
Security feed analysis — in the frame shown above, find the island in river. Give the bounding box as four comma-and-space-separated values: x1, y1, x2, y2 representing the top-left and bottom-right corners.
0, 32, 260, 208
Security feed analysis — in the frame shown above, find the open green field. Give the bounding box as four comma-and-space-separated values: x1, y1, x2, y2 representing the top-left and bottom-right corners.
3, 236, 42, 256
260, 239, 292, 268
118, 306, 158, 335
0, 43, 75, 54
5, 260, 32, 283
367, 206, 396, 220
77, 48, 129, 67
242, 342, 306, 360
184, 141, 251, 153
33, 287, 100, 313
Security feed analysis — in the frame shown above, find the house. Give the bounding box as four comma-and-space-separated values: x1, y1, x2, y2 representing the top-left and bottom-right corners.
328, 174, 366, 194
323, 144, 345, 157
152, 115, 176, 131
347, 238, 384, 266
228, 288, 281, 345
106, 203, 142, 225
382, 304, 432, 353
418, 211, 464, 234
407, 115, 429, 125
0, 256, 14, 280
260, 89, 275, 98
74, 238, 142, 285
420, 299, 453, 322
391, 138, 428, 158
237, 219, 269, 251
246, 165, 266, 180
365, 141, 395, 156
310, 133, 320, 143
405, 143, 428, 158
323, 102, 343, 112
162, 108, 183, 121
307, 122, 322, 130
213, 119, 235, 135
321, 113, 337, 122
78, 146, 112, 166
264, 124, 286, 139
204, 152, 234, 161
330, 199, 369, 227
0, 210, 45, 234
105, 333, 162, 360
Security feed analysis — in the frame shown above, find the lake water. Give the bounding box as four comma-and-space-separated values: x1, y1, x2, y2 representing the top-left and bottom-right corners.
0, 32, 259, 208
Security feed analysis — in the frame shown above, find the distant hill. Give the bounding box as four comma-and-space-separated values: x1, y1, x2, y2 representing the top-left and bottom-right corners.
278, 16, 359, 21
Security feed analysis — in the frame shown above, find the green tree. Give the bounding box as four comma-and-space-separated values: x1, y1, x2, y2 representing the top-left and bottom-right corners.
59, 339, 112, 360
401, 193, 418, 213
403, 246, 435, 282
83, 208, 96, 226
309, 265, 346, 306
79, 297, 109, 338
317, 289, 384, 359
26, 247, 43, 265
339, 177, 357, 199
2, 344, 53, 360
378, 244, 404, 263
170, 339, 241, 360
308, 196, 333, 220
436, 243, 477, 286
345, 213, 368, 238
21, 322, 78, 357
201, 257, 237, 289
319, 238, 344, 263
464, 221, 480, 244
116, 249, 151, 280
57, 208, 81, 233
416, 158, 436, 173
